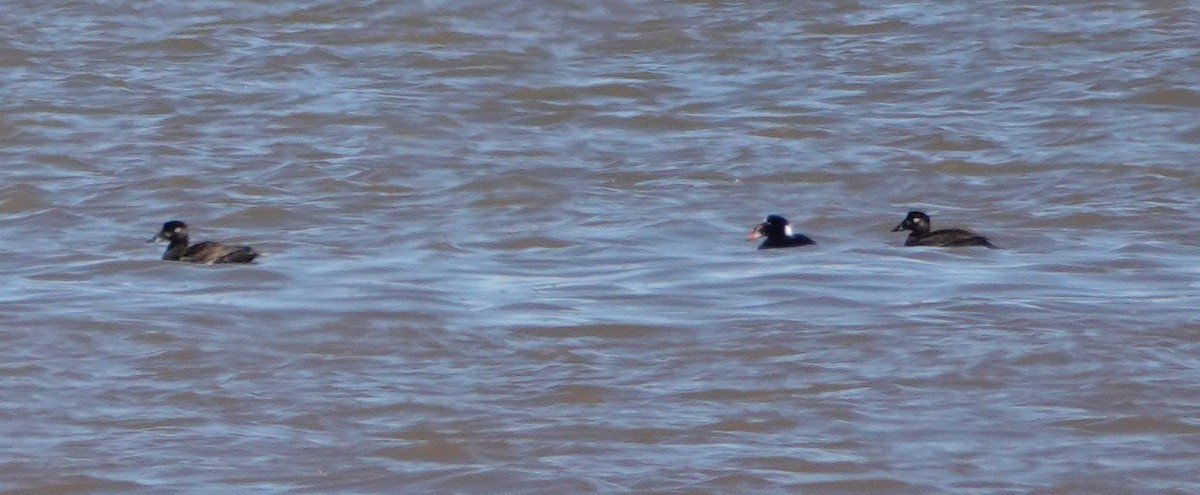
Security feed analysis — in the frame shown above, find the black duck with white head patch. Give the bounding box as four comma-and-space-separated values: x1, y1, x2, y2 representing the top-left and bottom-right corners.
891, 211, 996, 248
747, 214, 816, 249
148, 220, 259, 264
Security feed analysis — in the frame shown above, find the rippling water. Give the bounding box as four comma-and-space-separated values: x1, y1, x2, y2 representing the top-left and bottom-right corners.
3, 1, 1199, 493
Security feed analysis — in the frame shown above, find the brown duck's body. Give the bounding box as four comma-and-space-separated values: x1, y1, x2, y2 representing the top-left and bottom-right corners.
150, 221, 258, 264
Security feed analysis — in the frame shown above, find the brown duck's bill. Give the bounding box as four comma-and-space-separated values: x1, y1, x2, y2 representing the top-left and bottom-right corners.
891, 223, 906, 232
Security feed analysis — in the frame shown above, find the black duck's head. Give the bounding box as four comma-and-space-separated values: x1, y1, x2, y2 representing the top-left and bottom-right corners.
748, 214, 791, 241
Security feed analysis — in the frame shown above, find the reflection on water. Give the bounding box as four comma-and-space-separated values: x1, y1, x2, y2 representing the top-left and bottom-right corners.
2, 1, 1199, 493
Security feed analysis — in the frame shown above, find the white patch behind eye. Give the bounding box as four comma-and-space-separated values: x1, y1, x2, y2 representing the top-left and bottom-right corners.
784, 225, 794, 237
913, 217, 922, 223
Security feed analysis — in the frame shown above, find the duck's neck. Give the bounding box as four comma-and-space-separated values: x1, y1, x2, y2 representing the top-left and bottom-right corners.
768, 225, 793, 241
162, 237, 189, 260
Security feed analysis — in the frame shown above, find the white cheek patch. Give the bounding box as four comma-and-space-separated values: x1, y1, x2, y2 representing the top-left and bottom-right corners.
784, 225, 794, 237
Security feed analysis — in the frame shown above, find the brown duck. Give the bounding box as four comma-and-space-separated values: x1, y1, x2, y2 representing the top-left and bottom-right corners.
148, 220, 259, 264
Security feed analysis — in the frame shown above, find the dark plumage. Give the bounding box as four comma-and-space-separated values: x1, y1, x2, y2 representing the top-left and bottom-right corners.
891, 211, 997, 248
747, 215, 815, 249
148, 220, 259, 264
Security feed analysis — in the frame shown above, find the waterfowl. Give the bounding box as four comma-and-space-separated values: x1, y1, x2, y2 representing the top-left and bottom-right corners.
891, 211, 996, 248
747, 215, 815, 249
148, 220, 259, 263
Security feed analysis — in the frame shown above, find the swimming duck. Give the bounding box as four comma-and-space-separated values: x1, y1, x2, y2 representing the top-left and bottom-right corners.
148, 220, 259, 263
747, 215, 815, 249
891, 211, 996, 248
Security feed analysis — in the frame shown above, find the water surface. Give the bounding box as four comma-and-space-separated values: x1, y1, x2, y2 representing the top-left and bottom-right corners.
2, 1, 1199, 493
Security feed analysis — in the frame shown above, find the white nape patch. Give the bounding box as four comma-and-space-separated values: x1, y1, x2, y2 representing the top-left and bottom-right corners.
784, 225, 794, 237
